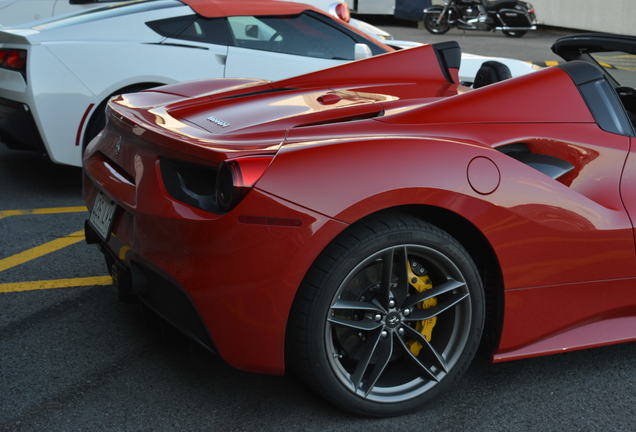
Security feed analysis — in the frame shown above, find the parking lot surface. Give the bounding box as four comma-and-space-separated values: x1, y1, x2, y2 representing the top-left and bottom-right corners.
1, 24, 635, 432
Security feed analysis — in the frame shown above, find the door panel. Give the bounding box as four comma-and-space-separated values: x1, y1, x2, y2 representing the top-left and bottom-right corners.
225, 47, 340, 81
160, 39, 227, 80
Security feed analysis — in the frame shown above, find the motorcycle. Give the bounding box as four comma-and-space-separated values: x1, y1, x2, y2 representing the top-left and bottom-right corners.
423, 0, 537, 38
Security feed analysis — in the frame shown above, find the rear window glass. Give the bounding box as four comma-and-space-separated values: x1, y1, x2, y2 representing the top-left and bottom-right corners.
33, 0, 181, 31
147, 15, 232, 46
590, 51, 636, 88
146, 14, 195, 38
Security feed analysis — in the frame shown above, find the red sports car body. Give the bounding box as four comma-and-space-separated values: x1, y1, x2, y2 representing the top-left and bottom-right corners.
83, 39, 636, 416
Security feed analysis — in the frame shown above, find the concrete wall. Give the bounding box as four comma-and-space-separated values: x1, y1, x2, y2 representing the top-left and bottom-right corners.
525, 0, 635, 36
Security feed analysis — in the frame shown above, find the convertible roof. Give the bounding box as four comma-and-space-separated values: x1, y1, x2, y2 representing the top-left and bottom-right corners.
181, 0, 322, 18
553, 33, 636, 60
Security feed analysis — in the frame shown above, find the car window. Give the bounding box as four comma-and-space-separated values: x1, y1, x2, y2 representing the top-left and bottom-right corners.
148, 15, 232, 45
586, 51, 636, 129
227, 12, 358, 60
227, 16, 277, 41
589, 51, 636, 88
146, 15, 195, 38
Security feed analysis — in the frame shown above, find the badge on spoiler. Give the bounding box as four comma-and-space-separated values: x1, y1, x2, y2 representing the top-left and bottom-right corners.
207, 116, 230, 128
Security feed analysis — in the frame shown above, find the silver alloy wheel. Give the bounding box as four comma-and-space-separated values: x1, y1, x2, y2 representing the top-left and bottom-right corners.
324, 244, 472, 403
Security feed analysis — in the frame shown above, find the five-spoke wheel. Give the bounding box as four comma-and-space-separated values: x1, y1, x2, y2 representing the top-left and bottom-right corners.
287, 214, 485, 416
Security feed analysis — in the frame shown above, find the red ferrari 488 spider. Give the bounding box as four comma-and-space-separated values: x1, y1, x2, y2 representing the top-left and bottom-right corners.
83, 34, 636, 416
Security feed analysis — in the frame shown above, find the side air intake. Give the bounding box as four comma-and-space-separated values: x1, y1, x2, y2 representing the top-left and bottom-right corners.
497, 143, 574, 179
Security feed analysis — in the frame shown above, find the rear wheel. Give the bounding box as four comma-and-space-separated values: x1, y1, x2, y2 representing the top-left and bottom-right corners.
287, 214, 484, 416
502, 30, 527, 38
423, 12, 451, 35
82, 83, 162, 153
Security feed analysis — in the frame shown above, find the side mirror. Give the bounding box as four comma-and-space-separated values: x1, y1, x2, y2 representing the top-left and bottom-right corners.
245, 25, 259, 39
354, 43, 372, 60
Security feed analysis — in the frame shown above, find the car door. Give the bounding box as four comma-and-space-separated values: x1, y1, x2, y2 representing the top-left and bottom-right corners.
224, 12, 360, 81
146, 14, 228, 81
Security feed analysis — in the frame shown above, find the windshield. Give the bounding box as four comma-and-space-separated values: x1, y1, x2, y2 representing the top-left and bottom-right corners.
33, 0, 181, 31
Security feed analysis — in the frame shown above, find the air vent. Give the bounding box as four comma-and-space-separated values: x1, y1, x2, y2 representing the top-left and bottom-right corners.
498, 143, 574, 179
295, 110, 384, 128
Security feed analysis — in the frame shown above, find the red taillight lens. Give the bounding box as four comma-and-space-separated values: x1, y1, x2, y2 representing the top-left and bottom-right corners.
216, 156, 273, 212
335, 2, 351, 22
0, 49, 27, 71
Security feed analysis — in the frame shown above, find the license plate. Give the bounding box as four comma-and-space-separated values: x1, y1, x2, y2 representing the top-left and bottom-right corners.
89, 192, 117, 240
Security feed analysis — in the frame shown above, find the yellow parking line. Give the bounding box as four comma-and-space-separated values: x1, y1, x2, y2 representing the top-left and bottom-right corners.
0, 230, 85, 272
0, 276, 112, 293
545, 60, 560, 66
0, 206, 88, 219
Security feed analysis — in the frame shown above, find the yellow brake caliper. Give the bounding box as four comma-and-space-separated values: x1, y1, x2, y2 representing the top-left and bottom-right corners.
407, 262, 437, 356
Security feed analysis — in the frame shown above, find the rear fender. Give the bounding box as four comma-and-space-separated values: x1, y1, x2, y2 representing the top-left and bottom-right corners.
257, 134, 634, 290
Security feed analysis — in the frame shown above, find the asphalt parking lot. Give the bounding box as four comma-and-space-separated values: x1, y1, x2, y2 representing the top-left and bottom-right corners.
1, 23, 635, 431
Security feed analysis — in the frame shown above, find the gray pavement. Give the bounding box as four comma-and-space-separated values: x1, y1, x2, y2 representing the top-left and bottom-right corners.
1, 24, 635, 432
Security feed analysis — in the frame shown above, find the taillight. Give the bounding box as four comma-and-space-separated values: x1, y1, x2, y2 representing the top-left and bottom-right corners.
216, 156, 273, 212
0, 49, 27, 75
328, 1, 351, 23
160, 156, 273, 213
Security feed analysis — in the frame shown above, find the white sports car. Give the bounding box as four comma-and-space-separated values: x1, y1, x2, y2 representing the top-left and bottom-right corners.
0, 0, 536, 167
0, 0, 391, 166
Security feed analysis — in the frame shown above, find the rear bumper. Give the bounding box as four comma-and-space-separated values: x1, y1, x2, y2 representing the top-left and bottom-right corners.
86, 221, 217, 352
83, 152, 347, 374
0, 96, 46, 153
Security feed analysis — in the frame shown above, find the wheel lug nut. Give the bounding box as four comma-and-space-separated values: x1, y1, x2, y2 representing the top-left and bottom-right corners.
374, 314, 382, 321
388, 299, 395, 308
403, 308, 411, 316
381, 330, 388, 338
398, 327, 405, 336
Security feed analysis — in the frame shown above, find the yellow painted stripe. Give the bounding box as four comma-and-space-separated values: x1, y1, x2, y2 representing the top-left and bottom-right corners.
545, 60, 560, 66
0, 206, 88, 219
0, 276, 112, 293
0, 230, 85, 272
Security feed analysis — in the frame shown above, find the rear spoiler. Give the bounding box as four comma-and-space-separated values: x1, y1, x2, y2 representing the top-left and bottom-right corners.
0, 28, 37, 45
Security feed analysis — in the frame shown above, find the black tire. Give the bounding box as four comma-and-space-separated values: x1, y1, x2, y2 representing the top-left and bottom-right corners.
423, 12, 451, 35
502, 30, 527, 38
287, 213, 485, 417
82, 83, 161, 153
